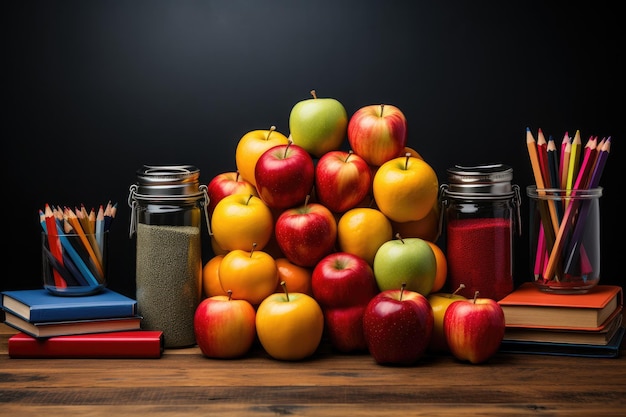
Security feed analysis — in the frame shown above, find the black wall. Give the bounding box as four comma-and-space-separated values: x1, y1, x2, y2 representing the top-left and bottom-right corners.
3, 1, 623, 297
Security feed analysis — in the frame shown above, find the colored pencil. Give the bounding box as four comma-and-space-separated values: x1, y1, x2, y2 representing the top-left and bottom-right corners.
546, 136, 562, 219
559, 136, 571, 189
536, 129, 551, 188
96, 204, 105, 251
43, 204, 67, 288
566, 129, 582, 193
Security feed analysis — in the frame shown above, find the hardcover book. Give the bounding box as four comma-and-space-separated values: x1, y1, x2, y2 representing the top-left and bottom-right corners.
497, 283, 623, 329
3, 310, 142, 338
503, 306, 623, 345
8, 330, 164, 358
1, 288, 137, 322
499, 325, 624, 358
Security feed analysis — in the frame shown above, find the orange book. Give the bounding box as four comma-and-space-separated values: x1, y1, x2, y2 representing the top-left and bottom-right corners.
497, 283, 623, 329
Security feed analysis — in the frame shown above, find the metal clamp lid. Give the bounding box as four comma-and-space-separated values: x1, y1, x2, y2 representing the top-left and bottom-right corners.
127, 165, 211, 238
445, 163, 514, 197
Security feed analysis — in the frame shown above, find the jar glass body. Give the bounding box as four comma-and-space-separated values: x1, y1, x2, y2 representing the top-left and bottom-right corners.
134, 200, 202, 348
444, 196, 516, 301
527, 186, 601, 294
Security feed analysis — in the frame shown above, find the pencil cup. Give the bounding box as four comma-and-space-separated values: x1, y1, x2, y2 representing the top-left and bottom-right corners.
42, 231, 108, 296
527, 186, 602, 294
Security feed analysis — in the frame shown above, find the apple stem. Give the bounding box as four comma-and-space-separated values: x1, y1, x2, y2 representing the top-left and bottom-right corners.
345, 150, 353, 163
473, 291, 479, 304
400, 282, 407, 301
395, 232, 404, 243
265, 125, 277, 141
236, 171, 242, 182
246, 194, 254, 205
452, 284, 466, 296
280, 280, 289, 301
379, 104, 385, 116
304, 194, 311, 208
404, 153, 410, 170
250, 242, 257, 258
310, 89, 317, 99
283, 140, 292, 159
227, 289, 233, 301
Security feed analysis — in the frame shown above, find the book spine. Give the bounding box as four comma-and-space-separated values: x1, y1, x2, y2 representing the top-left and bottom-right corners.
8, 332, 163, 359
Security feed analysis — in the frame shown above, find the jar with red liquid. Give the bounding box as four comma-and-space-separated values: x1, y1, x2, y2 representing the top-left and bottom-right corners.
439, 164, 521, 301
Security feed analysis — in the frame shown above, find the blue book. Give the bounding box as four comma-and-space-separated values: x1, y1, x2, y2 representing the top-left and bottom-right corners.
1, 288, 137, 323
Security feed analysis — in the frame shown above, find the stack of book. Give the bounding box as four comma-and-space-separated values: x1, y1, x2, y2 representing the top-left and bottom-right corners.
1, 288, 163, 358
498, 283, 624, 358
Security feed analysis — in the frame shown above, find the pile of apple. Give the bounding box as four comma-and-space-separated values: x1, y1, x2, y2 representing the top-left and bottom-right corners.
194, 90, 505, 365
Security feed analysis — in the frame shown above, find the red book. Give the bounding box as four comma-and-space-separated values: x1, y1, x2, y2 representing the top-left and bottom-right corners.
8, 330, 164, 359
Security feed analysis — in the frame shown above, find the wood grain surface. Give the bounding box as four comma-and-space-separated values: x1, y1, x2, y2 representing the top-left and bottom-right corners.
1, 323, 625, 416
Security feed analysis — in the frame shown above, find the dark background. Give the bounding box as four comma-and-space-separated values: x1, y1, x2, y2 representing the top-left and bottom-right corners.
3, 1, 623, 298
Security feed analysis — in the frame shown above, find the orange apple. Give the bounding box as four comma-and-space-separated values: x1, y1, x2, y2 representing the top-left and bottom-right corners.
235, 126, 289, 187
274, 258, 313, 296
218, 244, 278, 306
210, 193, 274, 252
201, 255, 227, 298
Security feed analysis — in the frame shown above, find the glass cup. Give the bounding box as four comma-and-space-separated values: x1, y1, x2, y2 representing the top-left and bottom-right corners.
527, 186, 602, 294
42, 231, 108, 296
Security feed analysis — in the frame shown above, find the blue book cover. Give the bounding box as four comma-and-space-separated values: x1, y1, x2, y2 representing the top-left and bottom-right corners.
1, 288, 137, 323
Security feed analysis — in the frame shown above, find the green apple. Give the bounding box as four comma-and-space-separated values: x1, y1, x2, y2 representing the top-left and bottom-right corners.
288, 90, 348, 158
427, 284, 467, 353
373, 234, 436, 296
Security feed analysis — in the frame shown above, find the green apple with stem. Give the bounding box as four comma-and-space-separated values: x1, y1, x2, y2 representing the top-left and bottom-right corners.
289, 90, 348, 158
373, 233, 436, 296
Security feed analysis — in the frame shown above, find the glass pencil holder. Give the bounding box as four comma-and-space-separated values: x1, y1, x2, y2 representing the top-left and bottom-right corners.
42, 231, 108, 296
527, 186, 602, 294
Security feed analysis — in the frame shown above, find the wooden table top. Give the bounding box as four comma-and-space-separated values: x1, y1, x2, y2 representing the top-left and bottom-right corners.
1, 323, 625, 416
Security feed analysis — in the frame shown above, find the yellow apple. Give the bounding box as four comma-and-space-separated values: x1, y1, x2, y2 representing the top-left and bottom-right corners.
235, 126, 289, 187
256, 281, 324, 361
427, 284, 466, 353
210, 193, 274, 252
373, 154, 439, 223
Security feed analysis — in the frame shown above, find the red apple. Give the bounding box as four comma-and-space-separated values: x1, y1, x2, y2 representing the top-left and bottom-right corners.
254, 141, 315, 210
206, 171, 258, 216
311, 252, 378, 307
311, 252, 379, 352
363, 283, 434, 365
193, 290, 257, 359
322, 305, 369, 353
444, 291, 506, 364
347, 104, 407, 167
314, 150, 372, 213
274, 196, 337, 267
